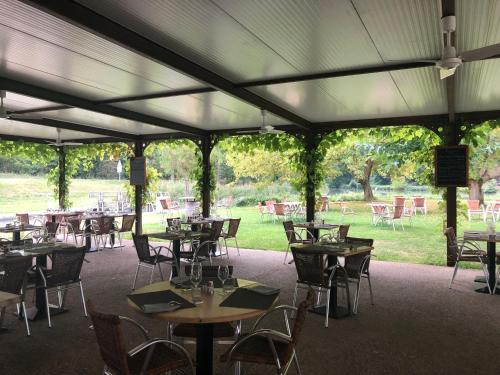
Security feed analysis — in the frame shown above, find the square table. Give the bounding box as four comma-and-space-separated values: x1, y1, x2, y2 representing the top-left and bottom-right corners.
293, 222, 339, 240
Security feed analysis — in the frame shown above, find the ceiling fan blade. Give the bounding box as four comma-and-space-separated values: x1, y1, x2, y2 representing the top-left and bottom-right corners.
460, 43, 500, 62
385, 59, 439, 65
439, 67, 456, 80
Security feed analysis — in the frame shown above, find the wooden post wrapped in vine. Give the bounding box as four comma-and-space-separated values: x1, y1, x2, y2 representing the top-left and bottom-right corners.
302, 133, 323, 222
197, 136, 217, 218
134, 140, 144, 235
57, 146, 67, 210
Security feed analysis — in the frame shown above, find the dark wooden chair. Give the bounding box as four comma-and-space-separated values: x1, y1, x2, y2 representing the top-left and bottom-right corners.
37, 246, 87, 328
282, 221, 313, 264
87, 300, 194, 375
220, 218, 241, 257
445, 227, 492, 292
221, 288, 314, 375
131, 233, 177, 290
291, 247, 351, 327
0, 256, 33, 335
334, 237, 375, 314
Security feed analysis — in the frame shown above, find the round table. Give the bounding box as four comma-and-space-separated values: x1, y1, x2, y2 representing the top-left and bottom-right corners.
128, 279, 277, 375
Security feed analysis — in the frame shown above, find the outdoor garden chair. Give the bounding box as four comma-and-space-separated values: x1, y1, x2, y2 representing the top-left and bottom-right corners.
381, 205, 405, 230
265, 200, 276, 219
36, 246, 88, 328
484, 201, 500, 222
114, 214, 136, 248
87, 300, 194, 375
186, 220, 225, 264
334, 237, 375, 314
221, 288, 314, 375
220, 218, 241, 256
339, 201, 355, 216
282, 221, 314, 264
369, 203, 387, 225
445, 227, 493, 292
0, 256, 33, 336
65, 217, 89, 246
466, 200, 485, 221
257, 202, 271, 222
412, 196, 427, 215
91, 216, 115, 251
291, 247, 350, 327
274, 203, 289, 222
131, 233, 177, 290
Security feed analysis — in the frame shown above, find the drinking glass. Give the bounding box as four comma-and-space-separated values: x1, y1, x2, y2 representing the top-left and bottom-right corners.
190, 262, 203, 303
218, 265, 229, 292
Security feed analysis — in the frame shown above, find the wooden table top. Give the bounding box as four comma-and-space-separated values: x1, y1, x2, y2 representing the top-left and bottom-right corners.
146, 230, 206, 241
0, 243, 74, 260
0, 224, 41, 233
128, 279, 277, 324
0, 291, 21, 308
463, 231, 500, 243
291, 242, 373, 257
181, 217, 231, 225
294, 223, 339, 230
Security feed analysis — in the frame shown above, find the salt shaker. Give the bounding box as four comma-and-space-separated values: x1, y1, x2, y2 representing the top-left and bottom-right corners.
207, 281, 214, 295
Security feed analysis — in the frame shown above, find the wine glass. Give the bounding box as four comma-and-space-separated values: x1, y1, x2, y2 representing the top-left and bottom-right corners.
218, 265, 230, 293
190, 262, 203, 303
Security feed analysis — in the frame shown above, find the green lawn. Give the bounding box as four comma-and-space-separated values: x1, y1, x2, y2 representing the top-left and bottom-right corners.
0, 174, 494, 267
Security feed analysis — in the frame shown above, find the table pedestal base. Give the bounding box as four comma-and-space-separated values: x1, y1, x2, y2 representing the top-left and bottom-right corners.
309, 304, 351, 319
24, 305, 69, 321
475, 286, 500, 295
196, 324, 214, 375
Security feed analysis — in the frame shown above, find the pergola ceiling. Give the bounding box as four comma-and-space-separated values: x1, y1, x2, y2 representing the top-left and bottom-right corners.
0, 0, 499, 143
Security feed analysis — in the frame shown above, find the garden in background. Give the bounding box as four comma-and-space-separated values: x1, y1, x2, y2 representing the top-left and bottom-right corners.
0, 123, 497, 267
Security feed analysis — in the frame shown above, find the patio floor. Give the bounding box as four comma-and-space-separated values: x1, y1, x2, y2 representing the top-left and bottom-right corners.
1, 241, 499, 375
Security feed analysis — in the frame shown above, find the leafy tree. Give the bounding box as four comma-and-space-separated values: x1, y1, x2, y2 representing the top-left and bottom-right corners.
461, 121, 499, 203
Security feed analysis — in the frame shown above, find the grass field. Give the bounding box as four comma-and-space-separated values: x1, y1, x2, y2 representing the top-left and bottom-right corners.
0, 174, 495, 267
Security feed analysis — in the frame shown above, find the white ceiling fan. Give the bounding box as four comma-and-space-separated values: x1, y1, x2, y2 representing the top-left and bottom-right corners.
237, 109, 285, 135
46, 127, 83, 147
417, 15, 500, 79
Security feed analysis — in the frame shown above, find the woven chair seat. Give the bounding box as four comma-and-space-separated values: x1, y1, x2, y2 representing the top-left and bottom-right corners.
126, 342, 188, 374
173, 322, 235, 338
27, 267, 52, 284
220, 333, 289, 365
458, 255, 486, 262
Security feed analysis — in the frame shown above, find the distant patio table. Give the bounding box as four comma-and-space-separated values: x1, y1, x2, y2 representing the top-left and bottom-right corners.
291, 240, 373, 319
147, 230, 206, 277
464, 231, 500, 295
0, 224, 41, 241
294, 222, 339, 241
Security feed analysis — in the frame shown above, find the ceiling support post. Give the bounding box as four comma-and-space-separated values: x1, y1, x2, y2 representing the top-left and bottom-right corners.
303, 133, 323, 225
57, 146, 67, 210
199, 137, 215, 218
134, 140, 144, 235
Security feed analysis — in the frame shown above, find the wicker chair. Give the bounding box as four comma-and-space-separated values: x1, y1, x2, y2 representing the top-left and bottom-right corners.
15, 213, 30, 225
221, 288, 314, 375
37, 246, 87, 328
291, 247, 351, 327
282, 221, 314, 265
412, 196, 427, 215
87, 300, 194, 375
220, 218, 241, 257
334, 237, 375, 314
115, 214, 136, 248
186, 221, 224, 264
131, 233, 177, 290
91, 216, 116, 250
0, 256, 33, 336
66, 217, 88, 246
381, 205, 405, 230
445, 227, 491, 292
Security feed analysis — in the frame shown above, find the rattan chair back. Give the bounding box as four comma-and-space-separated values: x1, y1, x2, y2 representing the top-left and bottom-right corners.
291, 248, 327, 286
49, 247, 86, 286
208, 220, 224, 241
226, 218, 241, 237
15, 213, 30, 225
67, 217, 83, 234
286, 289, 314, 360
166, 217, 181, 228
132, 233, 152, 263
443, 227, 459, 256
87, 300, 130, 374
120, 215, 136, 232
45, 222, 59, 239
0, 256, 32, 294
283, 221, 296, 243
338, 224, 350, 240
345, 237, 374, 275
100, 217, 115, 234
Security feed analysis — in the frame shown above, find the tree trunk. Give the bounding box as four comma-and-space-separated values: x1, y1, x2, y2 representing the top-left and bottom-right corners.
358, 159, 375, 201
468, 179, 484, 204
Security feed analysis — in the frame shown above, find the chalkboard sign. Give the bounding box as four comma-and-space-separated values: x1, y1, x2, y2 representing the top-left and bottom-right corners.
434, 146, 468, 187
130, 157, 146, 186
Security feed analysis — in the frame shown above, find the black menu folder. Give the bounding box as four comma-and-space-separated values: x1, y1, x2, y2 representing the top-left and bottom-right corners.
220, 287, 279, 310
127, 290, 195, 313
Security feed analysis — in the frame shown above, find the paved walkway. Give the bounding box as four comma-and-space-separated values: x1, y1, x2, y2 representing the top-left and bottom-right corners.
1, 241, 499, 374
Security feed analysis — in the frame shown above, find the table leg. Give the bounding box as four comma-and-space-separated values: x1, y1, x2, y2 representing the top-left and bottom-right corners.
196, 324, 214, 375
13, 230, 20, 241
84, 219, 98, 252
172, 239, 180, 277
